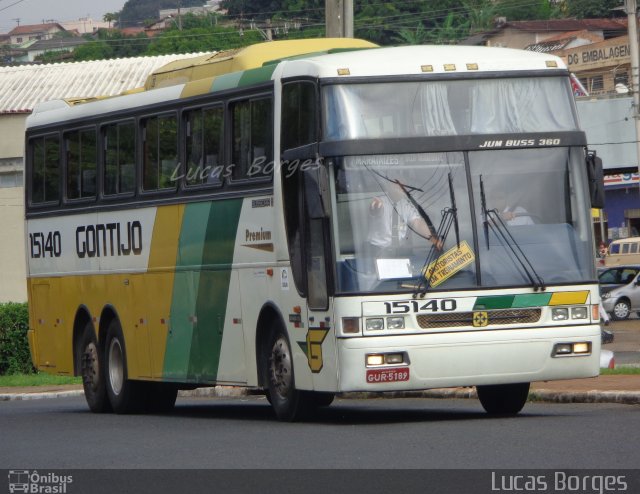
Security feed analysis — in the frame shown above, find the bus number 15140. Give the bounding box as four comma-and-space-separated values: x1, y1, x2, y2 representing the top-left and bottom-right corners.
29, 231, 62, 258
383, 299, 457, 314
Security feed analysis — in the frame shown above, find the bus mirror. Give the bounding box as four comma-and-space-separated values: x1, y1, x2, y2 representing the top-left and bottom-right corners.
586, 151, 605, 209
304, 166, 330, 219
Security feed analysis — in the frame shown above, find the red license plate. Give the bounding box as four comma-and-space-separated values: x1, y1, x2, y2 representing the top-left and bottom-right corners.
366, 367, 410, 383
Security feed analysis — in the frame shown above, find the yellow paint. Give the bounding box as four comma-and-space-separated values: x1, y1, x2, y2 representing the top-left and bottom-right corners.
145, 38, 378, 90
549, 291, 590, 306
27, 205, 185, 380
306, 328, 329, 373
472, 311, 489, 327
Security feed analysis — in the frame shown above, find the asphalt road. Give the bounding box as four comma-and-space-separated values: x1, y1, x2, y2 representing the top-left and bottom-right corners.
604, 316, 640, 365
1, 395, 638, 470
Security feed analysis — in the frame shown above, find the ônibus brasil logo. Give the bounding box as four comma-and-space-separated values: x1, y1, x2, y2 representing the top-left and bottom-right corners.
8, 470, 73, 494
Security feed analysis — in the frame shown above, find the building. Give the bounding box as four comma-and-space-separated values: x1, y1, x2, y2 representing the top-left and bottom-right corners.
7, 23, 65, 45
60, 18, 110, 35
17, 37, 88, 63
0, 53, 204, 302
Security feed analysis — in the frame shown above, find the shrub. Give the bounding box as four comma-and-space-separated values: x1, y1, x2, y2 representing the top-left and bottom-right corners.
0, 303, 35, 375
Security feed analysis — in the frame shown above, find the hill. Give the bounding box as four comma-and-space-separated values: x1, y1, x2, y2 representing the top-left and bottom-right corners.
118, 0, 207, 27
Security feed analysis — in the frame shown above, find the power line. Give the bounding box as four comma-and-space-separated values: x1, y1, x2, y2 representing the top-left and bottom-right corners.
0, 0, 26, 14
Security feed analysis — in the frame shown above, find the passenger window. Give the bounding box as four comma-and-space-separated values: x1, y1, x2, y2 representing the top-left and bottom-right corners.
30, 135, 60, 204
142, 114, 178, 191
610, 244, 620, 254
66, 128, 97, 200
631, 243, 639, 254
231, 97, 272, 181
281, 82, 317, 152
185, 107, 224, 187
622, 243, 630, 254
104, 121, 136, 196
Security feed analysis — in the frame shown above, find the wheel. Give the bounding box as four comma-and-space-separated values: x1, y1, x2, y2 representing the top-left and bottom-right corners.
611, 300, 630, 320
144, 383, 178, 413
264, 324, 310, 421
79, 323, 111, 413
104, 319, 144, 413
477, 382, 530, 415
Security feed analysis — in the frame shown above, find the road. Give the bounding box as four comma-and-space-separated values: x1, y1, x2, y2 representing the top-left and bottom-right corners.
605, 317, 640, 365
1, 395, 638, 469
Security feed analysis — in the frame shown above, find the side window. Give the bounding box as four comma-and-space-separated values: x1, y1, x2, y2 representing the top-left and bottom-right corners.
142, 114, 178, 192
104, 121, 136, 196
30, 135, 60, 204
66, 128, 97, 200
281, 81, 317, 152
631, 242, 639, 254
231, 97, 272, 181
622, 243, 630, 254
609, 243, 620, 254
185, 106, 224, 187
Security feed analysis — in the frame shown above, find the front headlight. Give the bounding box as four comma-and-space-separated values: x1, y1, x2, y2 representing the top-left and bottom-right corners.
601, 292, 611, 299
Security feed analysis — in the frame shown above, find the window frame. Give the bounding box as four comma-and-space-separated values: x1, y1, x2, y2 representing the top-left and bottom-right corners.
27, 132, 62, 208
139, 111, 180, 197
63, 125, 98, 204
101, 118, 138, 201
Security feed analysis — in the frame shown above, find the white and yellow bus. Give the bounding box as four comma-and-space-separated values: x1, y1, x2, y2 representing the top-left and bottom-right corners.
26, 39, 605, 420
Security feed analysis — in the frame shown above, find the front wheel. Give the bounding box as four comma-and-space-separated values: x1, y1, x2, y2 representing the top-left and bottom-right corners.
611, 300, 631, 320
477, 382, 530, 415
264, 326, 309, 421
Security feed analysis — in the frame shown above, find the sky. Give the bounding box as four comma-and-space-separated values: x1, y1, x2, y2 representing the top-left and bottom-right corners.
0, 0, 126, 34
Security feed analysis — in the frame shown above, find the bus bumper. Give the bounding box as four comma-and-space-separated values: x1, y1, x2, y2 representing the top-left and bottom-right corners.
336, 325, 601, 392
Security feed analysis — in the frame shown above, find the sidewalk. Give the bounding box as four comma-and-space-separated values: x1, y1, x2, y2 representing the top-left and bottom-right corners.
1, 375, 639, 405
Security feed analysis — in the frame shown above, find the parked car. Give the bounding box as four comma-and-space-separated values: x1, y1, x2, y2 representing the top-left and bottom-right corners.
598, 265, 640, 295
600, 267, 640, 320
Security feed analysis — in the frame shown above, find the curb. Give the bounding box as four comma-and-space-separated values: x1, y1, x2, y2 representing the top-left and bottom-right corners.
2, 386, 639, 405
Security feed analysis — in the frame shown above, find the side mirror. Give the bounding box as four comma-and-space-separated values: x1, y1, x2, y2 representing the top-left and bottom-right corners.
586, 151, 605, 209
303, 162, 330, 219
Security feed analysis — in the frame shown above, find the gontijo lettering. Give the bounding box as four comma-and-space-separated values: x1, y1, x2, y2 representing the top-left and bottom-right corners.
76, 221, 143, 258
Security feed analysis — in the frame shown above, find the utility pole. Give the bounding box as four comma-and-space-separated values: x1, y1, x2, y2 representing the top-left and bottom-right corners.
325, 0, 353, 38
177, 0, 182, 31
626, 0, 640, 193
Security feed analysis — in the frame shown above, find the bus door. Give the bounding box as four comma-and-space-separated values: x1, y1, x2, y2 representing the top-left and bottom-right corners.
302, 167, 338, 391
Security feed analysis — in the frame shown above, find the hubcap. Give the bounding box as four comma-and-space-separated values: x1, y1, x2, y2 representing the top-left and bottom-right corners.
108, 338, 124, 396
269, 336, 292, 399
81, 342, 99, 392
614, 302, 629, 319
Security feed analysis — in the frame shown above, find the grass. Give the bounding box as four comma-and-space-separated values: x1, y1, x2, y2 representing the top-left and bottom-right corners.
0, 373, 81, 387
600, 367, 640, 375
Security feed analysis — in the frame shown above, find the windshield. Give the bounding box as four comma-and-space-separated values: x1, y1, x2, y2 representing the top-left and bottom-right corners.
323, 77, 577, 140
331, 148, 595, 294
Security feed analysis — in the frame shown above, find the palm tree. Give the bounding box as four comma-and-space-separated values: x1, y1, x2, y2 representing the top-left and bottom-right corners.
103, 12, 119, 29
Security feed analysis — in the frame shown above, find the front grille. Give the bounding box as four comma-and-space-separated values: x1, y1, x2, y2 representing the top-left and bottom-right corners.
416, 308, 542, 329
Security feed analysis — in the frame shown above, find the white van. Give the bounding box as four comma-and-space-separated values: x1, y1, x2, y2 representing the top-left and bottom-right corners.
605, 237, 640, 267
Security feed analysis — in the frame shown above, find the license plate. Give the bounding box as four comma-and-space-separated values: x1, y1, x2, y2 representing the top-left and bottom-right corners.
366, 367, 410, 383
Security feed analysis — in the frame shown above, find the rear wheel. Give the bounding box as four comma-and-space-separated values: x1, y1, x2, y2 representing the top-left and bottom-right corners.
105, 319, 144, 414
477, 382, 530, 415
611, 300, 630, 320
264, 325, 310, 421
79, 323, 110, 413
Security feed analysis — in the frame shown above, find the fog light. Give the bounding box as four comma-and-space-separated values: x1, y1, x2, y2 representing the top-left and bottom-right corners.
552, 308, 569, 321
385, 353, 404, 364
366, 354, 384, 366
571, 307, 588, 320
573, 342, 591, 354
554, 343, 573, 355
365, 318, 384, 331
342, 317, 360, 334
386, 317, 405, 330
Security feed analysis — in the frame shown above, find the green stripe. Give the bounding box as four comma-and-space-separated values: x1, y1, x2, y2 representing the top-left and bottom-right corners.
512, 293, 552, 308
237, 65, 277, 87
163, 200, 243, 381
473, 295, 515, 310
211, 72, 243, 92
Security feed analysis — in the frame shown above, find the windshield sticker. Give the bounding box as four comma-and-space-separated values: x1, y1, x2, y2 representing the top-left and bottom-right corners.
423, 240, 475, 287
376, 258, 412, 280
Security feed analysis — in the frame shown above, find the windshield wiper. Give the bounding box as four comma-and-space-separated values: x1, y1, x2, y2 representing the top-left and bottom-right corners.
416, 172, 459, 296
479, 175, 546, 291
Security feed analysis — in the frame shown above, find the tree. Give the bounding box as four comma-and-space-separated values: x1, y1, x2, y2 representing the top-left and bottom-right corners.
564, 0, 621, 18
493, 0, 553, 21
103, 12, 119, 28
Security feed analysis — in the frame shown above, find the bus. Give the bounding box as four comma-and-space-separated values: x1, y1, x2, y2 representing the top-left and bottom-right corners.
25, 39, 605, 420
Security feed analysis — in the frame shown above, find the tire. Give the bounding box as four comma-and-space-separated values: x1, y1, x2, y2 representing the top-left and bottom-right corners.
611, 300, 630, 320
264, 324, 310, 421
104, 318, 144, 413
79, 323, 111, 413
143, 383, 178, 413
477, 382, 530, 415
